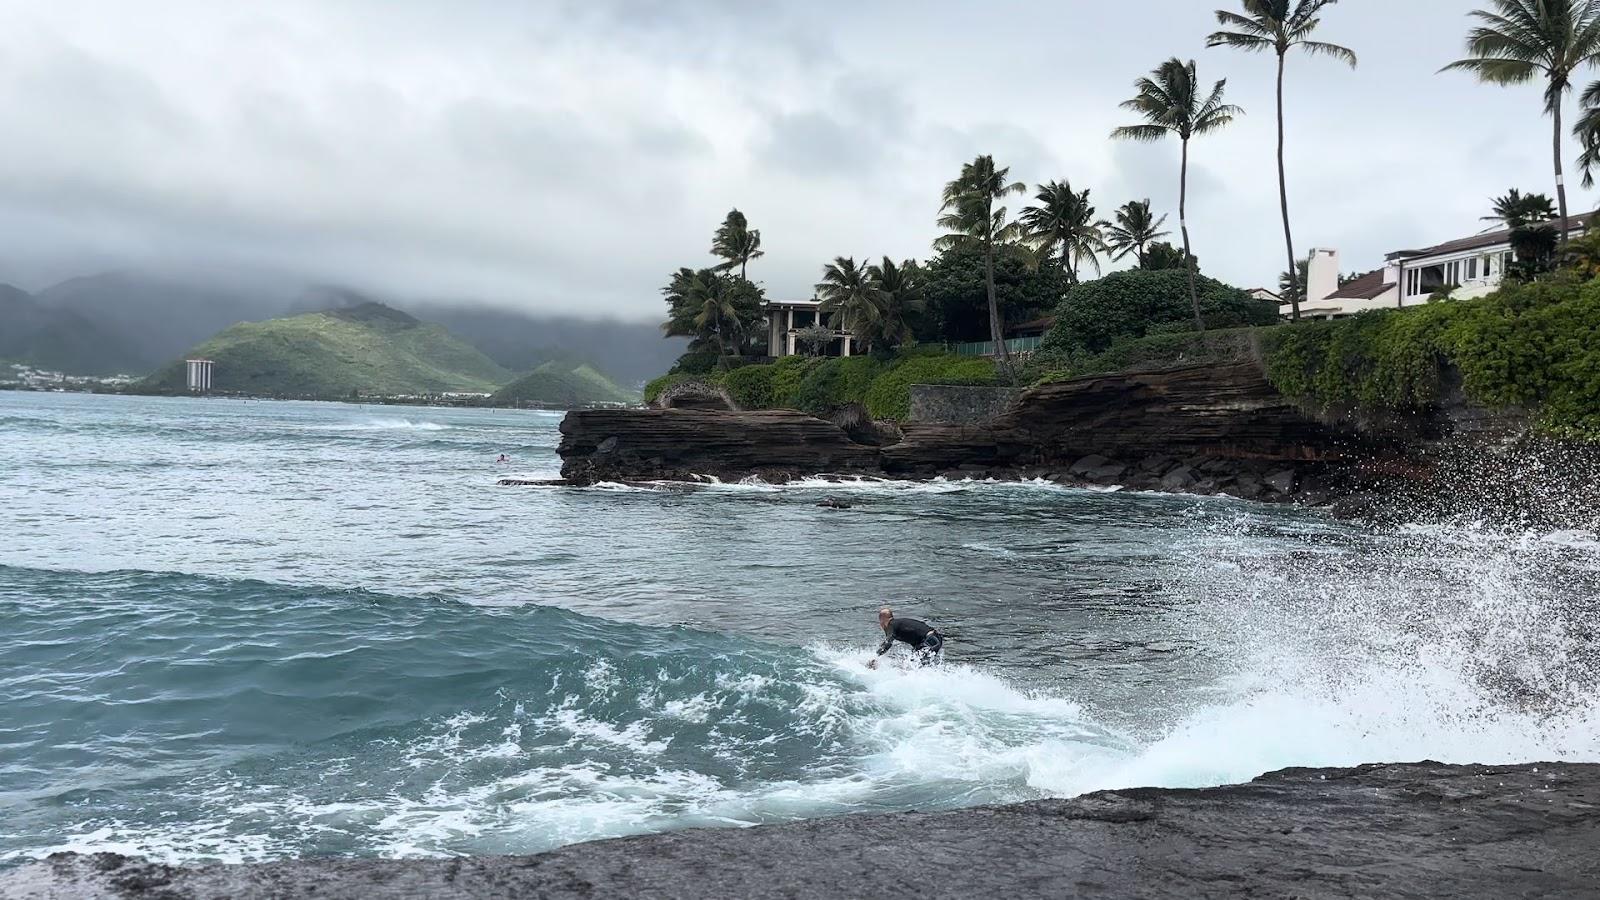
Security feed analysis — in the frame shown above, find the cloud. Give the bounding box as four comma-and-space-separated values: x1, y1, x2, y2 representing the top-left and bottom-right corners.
0, 0, 1588, 320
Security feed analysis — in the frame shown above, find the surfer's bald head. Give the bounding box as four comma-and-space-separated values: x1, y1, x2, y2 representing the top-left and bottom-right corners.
878, 607, 892, 627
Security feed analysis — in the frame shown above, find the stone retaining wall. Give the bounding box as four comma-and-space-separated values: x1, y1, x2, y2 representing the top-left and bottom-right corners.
908, 384, 1022, 425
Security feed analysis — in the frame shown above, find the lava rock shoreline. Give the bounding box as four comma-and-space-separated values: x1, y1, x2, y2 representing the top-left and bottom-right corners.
5, 762, 1597, 899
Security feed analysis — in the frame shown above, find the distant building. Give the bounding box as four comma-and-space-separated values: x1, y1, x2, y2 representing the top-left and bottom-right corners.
185, 359, 215, 392
764, 299, 857, 357
1248, 287, 1282, 305
1287, 217, 1588, 319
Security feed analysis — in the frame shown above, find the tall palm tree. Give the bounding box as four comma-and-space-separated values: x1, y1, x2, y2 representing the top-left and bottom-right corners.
1442, 0, 1600, 249
1208, 0, 1356, 322
1112, 59, 1243, 331
1101, 199, 1171, 267
1020, 181, 1108, 285
866, 257, 925, 351
1483, 187, 1558, 225
816, 256, 880, 353
934, 155, 1027, 377
711, 209, 765, 280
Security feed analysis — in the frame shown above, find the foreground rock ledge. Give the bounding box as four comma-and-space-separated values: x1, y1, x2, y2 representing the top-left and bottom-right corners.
6, 762, 1597, 899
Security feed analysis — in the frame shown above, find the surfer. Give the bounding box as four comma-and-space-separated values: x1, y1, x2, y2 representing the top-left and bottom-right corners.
868, 606, 943, 668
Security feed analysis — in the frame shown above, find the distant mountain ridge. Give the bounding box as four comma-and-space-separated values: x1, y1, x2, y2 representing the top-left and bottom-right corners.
140, 301, 514, 398
491, 360, 638, 408
0, 269, 683, 384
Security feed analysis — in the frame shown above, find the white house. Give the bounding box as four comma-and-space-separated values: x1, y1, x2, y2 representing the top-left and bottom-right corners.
764, 299, 857, 357
1284, 217, 1588, 319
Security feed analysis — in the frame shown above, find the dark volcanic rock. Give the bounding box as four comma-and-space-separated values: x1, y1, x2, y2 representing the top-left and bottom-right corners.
5, 763, 1595, 899
557, 408, 881, 485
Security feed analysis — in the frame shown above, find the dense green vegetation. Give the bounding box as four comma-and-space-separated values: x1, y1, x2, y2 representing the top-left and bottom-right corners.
644, 352, 997, 422
1030, 273, 1600, 439
490, 360, 637, 407
1263, 277, 1600, 435
141, 303, 513, 397
1037, 269, 1278, 361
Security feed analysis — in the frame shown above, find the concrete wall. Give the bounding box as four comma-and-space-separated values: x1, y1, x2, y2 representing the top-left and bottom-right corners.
908, 385, 1021, 425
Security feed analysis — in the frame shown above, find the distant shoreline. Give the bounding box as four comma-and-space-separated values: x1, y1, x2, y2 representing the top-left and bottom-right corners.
0, 385, 636, 412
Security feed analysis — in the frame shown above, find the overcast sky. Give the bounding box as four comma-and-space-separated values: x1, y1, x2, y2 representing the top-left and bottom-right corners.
0, 0, 1589, 320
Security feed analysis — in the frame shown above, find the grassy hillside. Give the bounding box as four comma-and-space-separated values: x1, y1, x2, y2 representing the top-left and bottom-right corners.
491, 360, 638, 407
140, 303, 513, 397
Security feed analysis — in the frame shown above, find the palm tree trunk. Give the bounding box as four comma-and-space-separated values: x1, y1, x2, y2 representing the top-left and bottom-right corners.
1180, 138, 1203, 332
984, 240, 1014, 379
740, 258, 748, 281
1554, 95, 1571, 250
1276, 52, 1301, 321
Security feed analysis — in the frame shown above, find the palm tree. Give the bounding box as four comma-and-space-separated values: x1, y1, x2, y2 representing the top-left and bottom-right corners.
1442, 0, 1600, 250
1112, 59, 1243, 331
866, 257, 925, 351
1208, 1, 1356, 322
1020, 181, 1108, 285
1279, 256, 1310, 308
816, 256, 880, 353
711, 209, 765, 280
1483, 187, 1558, 226
934, 155, 1027, 377
685, 270, 741, 368
1101, 200, 1171, 267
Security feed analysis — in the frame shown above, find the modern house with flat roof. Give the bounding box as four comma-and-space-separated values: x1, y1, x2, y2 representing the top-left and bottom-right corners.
1285, 216, 1588, 319
764, 299, 858, 357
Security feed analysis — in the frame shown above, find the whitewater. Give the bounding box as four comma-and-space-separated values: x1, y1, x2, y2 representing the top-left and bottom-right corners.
1, 392, 1596, 866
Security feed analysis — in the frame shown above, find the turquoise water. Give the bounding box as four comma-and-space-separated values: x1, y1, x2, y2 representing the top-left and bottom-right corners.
2, 392, 1596, 864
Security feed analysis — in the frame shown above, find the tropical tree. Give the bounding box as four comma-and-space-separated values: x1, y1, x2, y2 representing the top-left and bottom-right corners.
1101, 200, 1171, 267
1483, 187, 1558, 226
816, 256, 881, 353
934, 155, 1028, 378
1208, 0, 1356, 322
1442, 0, 1600, 250
662, 268, 760, 367
1019, 181, 1107, 285
1143, 241, 1200, 273
865, 257, 925, 352
1279, 256, 1310, 307
711, 209, 764, 280
1112, 59, 1242, 331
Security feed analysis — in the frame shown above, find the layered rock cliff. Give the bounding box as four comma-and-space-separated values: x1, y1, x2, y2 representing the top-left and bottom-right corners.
557, 363, 1387, 503
6, 762, 1595, 899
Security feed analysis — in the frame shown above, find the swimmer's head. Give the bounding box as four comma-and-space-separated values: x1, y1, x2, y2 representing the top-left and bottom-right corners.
878, 607, 893, 628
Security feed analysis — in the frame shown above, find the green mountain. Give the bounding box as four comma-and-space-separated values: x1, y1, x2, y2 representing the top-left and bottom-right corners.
141, 302, 513, 397
491, 360, 638, 408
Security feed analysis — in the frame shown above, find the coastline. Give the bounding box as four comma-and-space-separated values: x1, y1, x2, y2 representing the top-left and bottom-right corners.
7, 762, 1594, 899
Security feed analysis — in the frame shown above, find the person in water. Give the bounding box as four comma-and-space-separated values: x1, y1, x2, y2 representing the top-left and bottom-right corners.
869, 606, 943, 668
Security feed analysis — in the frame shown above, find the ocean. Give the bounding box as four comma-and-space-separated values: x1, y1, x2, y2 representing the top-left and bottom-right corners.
2, 391, 1596, 864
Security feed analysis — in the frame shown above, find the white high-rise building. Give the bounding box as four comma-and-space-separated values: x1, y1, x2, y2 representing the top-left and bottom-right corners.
185, 359, 214, 392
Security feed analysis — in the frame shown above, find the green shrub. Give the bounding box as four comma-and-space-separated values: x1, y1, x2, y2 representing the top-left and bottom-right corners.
1031, 326, 1272, 384
790, 356, 883, 415
720, 364, 780, 409
1260, 277, 1600, 437
1042, 270, 1278, 357
863, 354, 997, 420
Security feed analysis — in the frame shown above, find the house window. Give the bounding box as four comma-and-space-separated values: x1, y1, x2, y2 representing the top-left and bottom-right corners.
1467, 257, 1478, 280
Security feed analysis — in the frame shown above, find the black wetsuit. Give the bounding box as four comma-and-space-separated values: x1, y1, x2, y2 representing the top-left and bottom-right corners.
877, 617, 943, 665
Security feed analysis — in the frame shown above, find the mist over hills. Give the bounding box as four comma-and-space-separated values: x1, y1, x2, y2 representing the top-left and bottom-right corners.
0, 270, 683, 385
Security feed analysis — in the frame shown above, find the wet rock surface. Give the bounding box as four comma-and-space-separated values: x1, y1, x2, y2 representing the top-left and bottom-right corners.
5, 762, 1597, 899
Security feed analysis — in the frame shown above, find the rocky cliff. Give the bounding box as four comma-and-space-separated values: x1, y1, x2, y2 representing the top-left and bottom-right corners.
558, 363, 1389, 503
6, 762, 1595, 899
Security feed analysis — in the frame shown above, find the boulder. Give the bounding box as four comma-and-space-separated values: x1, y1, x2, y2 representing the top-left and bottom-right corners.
1069, 454, 1111, 476
1160, 466, 1197, 490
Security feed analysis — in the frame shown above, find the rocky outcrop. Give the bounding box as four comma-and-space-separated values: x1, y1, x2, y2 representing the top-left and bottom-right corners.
557, 364, 1389, 502
6, 762, 1595, 899
558, 408, 881, 485
652, 380, 738, 411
